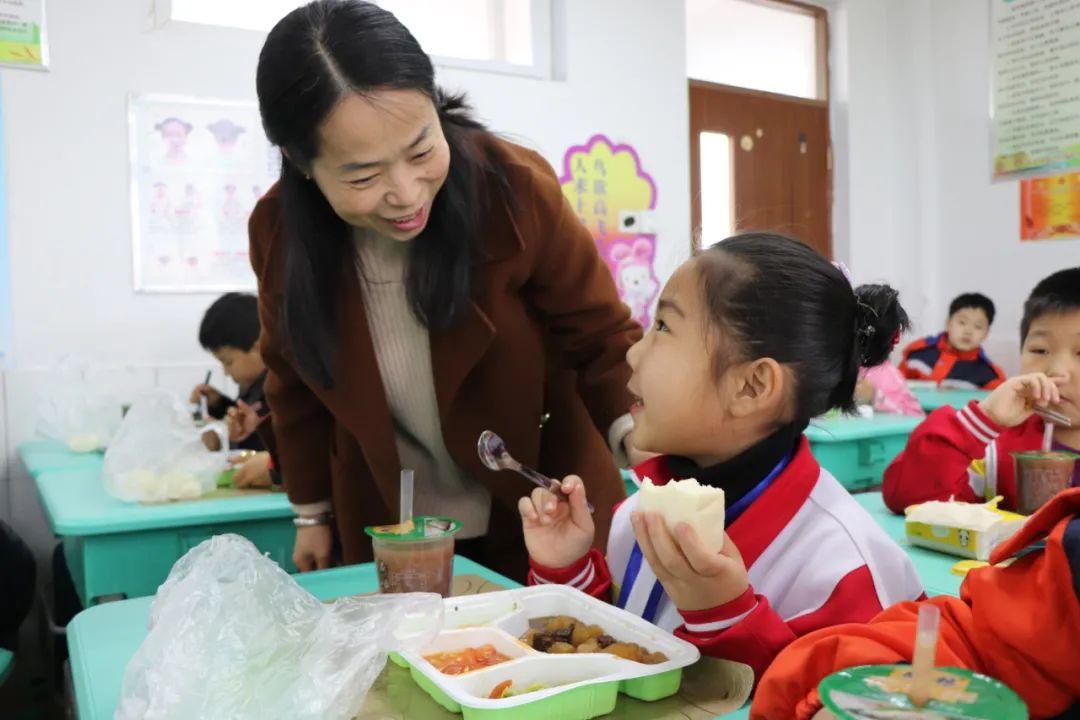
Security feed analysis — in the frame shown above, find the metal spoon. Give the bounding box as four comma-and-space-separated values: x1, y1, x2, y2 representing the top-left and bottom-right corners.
477, 430, 594, 513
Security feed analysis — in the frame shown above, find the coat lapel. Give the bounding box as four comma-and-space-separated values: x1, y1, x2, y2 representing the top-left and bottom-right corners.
311, 265, 401, 506
430, 300, 496, 423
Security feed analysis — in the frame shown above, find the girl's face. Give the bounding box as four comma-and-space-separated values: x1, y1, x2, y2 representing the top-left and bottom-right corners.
309, 89, 450, 241
1020, 310, 1080, 427
626, 261, 735, 465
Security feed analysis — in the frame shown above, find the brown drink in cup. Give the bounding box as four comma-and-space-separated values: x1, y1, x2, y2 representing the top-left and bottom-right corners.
366, 516, 461, 597
1011, 451, 1078, 515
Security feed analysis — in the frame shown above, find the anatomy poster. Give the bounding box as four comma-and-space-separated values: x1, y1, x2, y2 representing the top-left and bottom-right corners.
560, 134, 660, 329
129, 95, 279, 292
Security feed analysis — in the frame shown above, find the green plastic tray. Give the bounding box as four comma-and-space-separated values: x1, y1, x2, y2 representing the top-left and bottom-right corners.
399, 657, 682, 720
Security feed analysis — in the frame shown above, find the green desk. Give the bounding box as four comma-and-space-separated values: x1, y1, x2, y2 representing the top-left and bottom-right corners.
33, 466, 296, 605
910, 387, 988, 413
0, 648, 12, 687
805, 414, 924, 491
852, 492, 963, 598
17, 440, 103, 478
67, 557, 518, 720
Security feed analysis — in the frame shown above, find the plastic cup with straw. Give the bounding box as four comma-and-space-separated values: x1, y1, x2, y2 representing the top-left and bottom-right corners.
366, 468, 461, 597
908, 603, 940, 707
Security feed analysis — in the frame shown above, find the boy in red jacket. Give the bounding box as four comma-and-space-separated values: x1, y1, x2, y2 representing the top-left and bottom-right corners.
750, 488, 1080, 720
884, 268, 1080, 513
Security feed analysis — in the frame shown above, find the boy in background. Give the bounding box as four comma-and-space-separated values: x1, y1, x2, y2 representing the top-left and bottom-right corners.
900, 292, 1006, 389
884, 268, 1080, 513
191, 293, 275, 488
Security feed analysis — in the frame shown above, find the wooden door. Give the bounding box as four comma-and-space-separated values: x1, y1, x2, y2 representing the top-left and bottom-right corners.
689, 80, 832, 257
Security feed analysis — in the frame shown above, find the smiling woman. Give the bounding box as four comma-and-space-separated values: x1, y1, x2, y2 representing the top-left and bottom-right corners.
250, 0, 642, 580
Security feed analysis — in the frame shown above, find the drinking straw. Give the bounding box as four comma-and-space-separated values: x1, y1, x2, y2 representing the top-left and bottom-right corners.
1043, 422, 1055, 453
400, 468, 414, 527
908, 603, 941, 707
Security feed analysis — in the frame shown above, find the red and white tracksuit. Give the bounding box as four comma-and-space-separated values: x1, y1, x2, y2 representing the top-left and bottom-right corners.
529, 437, 925, 681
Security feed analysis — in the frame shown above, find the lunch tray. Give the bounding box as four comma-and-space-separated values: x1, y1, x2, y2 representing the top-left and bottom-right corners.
393, 584, 701, 720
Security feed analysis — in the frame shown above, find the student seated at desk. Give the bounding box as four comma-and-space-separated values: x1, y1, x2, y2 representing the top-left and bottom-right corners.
190, 293, 276, 488
751, 488, 1080, 720
899, 292, 1006, 390
519, 235, 924, 684
883, 268, 1080, 514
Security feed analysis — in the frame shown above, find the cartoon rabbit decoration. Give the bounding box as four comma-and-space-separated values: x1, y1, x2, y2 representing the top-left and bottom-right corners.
609, 237, 660, 329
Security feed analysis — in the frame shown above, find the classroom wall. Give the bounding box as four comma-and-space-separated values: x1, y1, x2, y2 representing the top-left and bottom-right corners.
828, 0, 939, 339
927, 0, 1080, 376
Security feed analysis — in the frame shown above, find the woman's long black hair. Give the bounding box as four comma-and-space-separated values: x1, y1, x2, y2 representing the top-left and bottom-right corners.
256, 0, 504, 388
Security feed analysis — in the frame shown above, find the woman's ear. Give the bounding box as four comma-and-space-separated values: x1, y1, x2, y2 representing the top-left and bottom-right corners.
728, 358, 786, 418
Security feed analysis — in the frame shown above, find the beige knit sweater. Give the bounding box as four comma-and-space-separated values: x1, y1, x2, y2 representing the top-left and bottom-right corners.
351, 229, 492, 538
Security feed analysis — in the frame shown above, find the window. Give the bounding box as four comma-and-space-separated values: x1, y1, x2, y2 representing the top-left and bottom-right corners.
685, 0, 826, 100
154, 0, 552, 78
698, 132, 734, 247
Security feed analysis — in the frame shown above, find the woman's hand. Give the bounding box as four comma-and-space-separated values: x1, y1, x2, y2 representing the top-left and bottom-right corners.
632, 511, 748, 612
232, 452, 272, 489
518, 475, 595, 569
226, 400, 262, 442
979, 372, 1066, 427
293, 524, 334, 572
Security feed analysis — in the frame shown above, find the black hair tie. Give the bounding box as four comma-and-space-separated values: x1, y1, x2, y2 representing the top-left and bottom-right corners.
855, 300, 879, 365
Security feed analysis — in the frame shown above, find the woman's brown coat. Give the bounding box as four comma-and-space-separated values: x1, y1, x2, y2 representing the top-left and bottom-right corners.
249, 137, 642, 580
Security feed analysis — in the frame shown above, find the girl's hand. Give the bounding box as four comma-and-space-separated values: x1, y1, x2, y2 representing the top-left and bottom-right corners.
226, 400, 262, 442
632, 511, 748, 612
518, 475, 595, 569
979, 372, 1066, 427
233, 452, 272, 488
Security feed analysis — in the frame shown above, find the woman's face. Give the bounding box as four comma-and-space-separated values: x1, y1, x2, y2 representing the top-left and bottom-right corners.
308, 89, 450, 241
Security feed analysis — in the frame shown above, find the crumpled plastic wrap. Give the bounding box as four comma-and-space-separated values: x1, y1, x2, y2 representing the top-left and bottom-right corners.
35, 358, 124, 452
103, 390, 227, 502
116, 534, 444, 720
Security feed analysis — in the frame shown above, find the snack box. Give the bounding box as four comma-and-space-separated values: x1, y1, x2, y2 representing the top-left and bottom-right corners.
905, 498, 1025, 561
394, 584, 701, 720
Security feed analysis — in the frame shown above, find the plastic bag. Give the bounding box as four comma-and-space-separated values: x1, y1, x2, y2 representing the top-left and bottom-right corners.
35, 358, 124, 452
103, 390, 227, 502
116, 534, 444, 720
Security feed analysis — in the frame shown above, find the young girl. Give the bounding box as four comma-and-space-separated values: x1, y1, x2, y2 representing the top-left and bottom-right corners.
519, 234, 924, 681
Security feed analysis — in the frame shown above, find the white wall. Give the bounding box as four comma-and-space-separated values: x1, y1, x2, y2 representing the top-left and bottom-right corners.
927, 0, 1080, 375
826, 0, 938, 338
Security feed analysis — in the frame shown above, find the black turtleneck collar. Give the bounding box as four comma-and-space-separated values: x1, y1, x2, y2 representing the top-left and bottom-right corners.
665, 419, 806, 509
